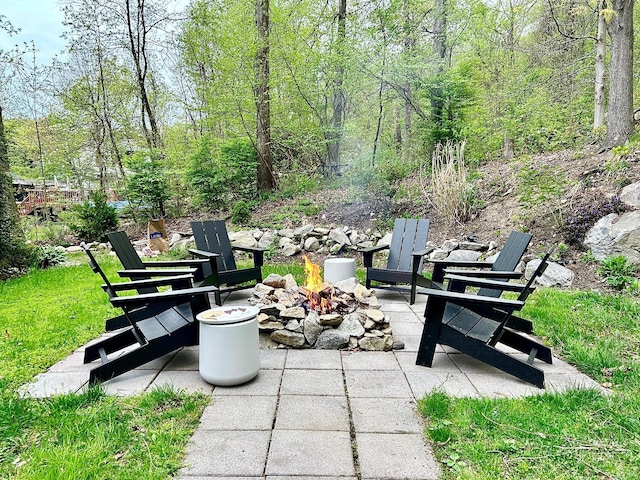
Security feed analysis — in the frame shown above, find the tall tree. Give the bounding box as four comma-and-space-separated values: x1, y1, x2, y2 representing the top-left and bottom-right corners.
325, 0, 347, 176
602, 0, 635, 148
255, 0, 275, 191
0, 19, 29, 276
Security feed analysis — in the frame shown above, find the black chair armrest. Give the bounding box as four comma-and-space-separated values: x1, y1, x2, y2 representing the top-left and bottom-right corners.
102, 274, 195, 292
189, 248, 220, 259
231, 245, 265, 268
423, 288, 525, 312
141, 258, 210, 268
443, 269, 523, 279
110, 285, 218, 308
118, 268, 198, 278
445, 274, 534, 295
359, 244, 389, 268
429, 259, 494, 283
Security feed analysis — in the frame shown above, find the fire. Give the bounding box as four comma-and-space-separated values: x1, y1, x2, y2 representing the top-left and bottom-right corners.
303, 255, 324, 292
303, 256, 332, 314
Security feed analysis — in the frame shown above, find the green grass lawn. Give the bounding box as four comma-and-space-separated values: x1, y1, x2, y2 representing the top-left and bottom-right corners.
419, 288, 640, 479
2, 255, 640, 478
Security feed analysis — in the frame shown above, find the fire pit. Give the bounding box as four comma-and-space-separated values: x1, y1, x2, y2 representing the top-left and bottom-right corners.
248, 257, 403, 351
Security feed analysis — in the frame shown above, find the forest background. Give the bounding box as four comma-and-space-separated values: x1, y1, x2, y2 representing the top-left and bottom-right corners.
1, 0, 639, 274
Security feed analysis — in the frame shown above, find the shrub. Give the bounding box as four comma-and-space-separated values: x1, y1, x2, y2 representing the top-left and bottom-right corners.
69, 191, 119, 242
598, 256, 637, 291
231, 200, 251, 224
124, 152, 170, 218
31, 245, 67, 269
429, 141, 476, 224
563, 196, 627, 247
186, 137, 258, 209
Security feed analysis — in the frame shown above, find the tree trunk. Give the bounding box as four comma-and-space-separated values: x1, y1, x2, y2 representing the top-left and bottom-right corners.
593, 0, 606, 130
0, 105, 27, 275
255, 0, 275, 192
602, 0, 635, 149
326, 0, 347, 176
125, 0, 163, 150
430, 0, 447, 132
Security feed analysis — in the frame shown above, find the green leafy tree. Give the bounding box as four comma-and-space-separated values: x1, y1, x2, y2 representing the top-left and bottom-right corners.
186, 137, 257, 209
125, 152, 170, 218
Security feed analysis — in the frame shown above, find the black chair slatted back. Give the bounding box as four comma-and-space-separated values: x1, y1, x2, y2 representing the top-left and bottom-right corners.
387, 218, 430, 273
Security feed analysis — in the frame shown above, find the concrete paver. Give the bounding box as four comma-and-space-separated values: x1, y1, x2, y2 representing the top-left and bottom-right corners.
356, 432, 441, 479
23, 289, 607, 480
266, 430, 356, 477
180, 430, 271, 477
199, 395, 278, 430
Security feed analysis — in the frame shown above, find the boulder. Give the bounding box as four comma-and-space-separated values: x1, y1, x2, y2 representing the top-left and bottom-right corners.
584, 211, 640, 263
228, 230, 258, 248
525, 259, 575, 288
621, 181, 640, 209
445, 249, 482, 262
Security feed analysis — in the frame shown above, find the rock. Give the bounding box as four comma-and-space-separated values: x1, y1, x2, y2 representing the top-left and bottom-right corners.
278, 228, 295, 238
458, 241, 488, 251
334, 277, 360, 294
229, 230, 258, 248
65, 245, 83, 253
391, 340, 405, 350
279, 237, 294, 247
258, 230, 277, 249
282, 243, 301, 256
353, 284, 374, 301
254, 284, 275, 296
280, 306, 306, 319
168, 233, 182, 247
315, 329, 350, 349
329, 243, 343, 254
329, 228, 351, 246
304, 236, 321, 252
295, 224, 315, 237
377, 232, 393, 247
285, 319, 303, 332
361, 308, 385, 324
259, 321, 286, 332
270, 329, 306, 347
283, 274, 298, 289
318, 313, 343, 327
263, 273, 286, 289
171, 238, 193, 252
445, 249, 482, 262
621, 181, 640, 208
358, 335, 393, 351
526, 259, 575, 287
303, 312, 324, 345
584, 211, 640, 263
337, 313, 365, 337
429, 249, 449, 261
442, 239, 459, 251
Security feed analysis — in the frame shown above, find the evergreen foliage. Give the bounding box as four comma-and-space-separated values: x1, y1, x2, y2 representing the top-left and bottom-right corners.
69, 191, 119, 242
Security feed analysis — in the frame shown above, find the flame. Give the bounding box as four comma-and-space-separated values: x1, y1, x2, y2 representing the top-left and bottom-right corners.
304, 255, 324, 292
303, 256, 332, 314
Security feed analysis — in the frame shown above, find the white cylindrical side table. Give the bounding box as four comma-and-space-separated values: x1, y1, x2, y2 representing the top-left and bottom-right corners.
196, 306, 260, 386
324, 258, 356, 284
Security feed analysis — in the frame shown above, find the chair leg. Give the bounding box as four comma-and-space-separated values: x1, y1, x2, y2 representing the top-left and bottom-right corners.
416, 298, 446, 366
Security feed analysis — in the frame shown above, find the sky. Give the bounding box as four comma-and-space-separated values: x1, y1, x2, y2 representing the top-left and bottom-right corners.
0, 0, 67, 65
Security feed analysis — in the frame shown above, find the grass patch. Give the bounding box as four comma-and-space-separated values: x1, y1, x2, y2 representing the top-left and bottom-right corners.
1, 385, 207, 479
418, 288, 640, 479
0, 253, 207, 479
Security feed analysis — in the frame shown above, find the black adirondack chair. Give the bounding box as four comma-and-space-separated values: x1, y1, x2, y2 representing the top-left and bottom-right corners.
107, 230, 215, 286
416, 248, 555, 388
189, 220, 265, 305
359, 218, 431, 304
430, 230, 534, 332
82, 245, 216, 384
